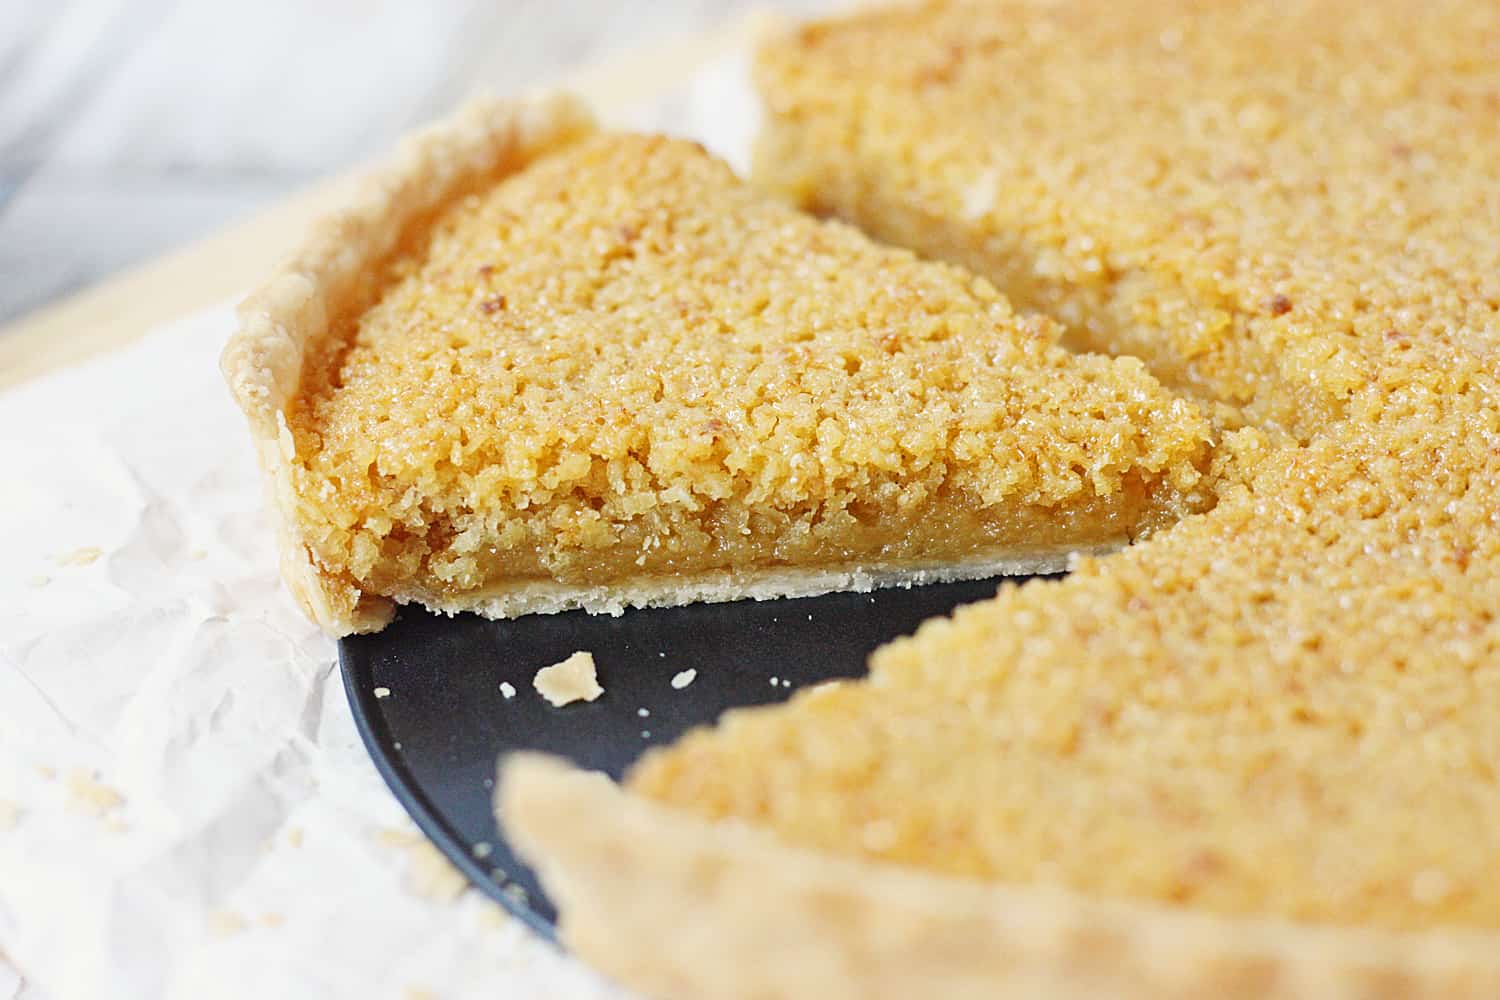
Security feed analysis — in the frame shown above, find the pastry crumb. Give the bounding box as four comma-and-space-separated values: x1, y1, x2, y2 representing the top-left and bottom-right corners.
29, 574, 50, 588
374, 686, 391, 699
637, 707, 650, 717
376, 826, 424, 849
378, 826, 468, 902
472, 841, 493, 859
0, 800, 20, 831
189, 547, 208, 560
671, 668, 697, 690
65, 769, 124, 816
207, 909, 248, 937
257, 912, 285, 929
534, 651, 603, 707
55, 546, 103, 567
408, 842, 468, 902
499, 681, 517, 699
287, 826, 305, 848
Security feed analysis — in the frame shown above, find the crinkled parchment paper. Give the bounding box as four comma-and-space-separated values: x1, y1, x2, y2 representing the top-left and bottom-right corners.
0, 51, 758, 1000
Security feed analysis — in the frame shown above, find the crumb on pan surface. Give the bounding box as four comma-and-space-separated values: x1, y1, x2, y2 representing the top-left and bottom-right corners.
533, 650, 604, 707
283, 131, 1213, 624
624, 0, 1500, 936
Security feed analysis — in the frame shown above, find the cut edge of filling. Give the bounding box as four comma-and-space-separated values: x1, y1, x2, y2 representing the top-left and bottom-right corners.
385, 540, 1118, 621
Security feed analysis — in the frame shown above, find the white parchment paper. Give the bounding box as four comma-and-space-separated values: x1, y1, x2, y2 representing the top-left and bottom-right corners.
0, 51, 758, 1000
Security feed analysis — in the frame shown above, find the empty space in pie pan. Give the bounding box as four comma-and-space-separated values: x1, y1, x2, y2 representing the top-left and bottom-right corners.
339, 575, 1036, 935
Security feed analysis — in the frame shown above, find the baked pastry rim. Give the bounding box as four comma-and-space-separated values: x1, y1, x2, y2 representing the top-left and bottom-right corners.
220, 94, 596, 635
501, 754, 1500, 1000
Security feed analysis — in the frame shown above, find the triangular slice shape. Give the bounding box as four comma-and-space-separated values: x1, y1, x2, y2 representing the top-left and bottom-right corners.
223, 96, 1212, 636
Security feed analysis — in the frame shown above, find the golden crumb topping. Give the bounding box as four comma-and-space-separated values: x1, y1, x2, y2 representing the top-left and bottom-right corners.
631, 0, 1500, 934
285, 133, 1211, 604
755, 0, 1500, 439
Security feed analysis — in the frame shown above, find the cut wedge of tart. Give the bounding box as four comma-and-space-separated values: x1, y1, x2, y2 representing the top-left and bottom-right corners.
223, 94, 1213, 636
499, 0, 1500, 997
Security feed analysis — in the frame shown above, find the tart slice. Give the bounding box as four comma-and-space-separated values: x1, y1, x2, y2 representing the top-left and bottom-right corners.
224, 95, 1212, 636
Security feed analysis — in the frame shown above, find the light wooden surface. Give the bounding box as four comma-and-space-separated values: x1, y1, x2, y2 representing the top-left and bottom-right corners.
0, 1, 826, 390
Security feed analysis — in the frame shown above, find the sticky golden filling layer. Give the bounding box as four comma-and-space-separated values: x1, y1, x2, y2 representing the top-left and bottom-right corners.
286, 134, 1211, 604
631, 0, 1500, 933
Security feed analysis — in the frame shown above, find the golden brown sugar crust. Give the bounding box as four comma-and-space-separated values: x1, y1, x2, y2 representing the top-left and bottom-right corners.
504, 755, 1500, 1000
754, 0, 1500, 439
221, 94, 596, 634
231, 104, 1213, 635
499, 0, 1500, 995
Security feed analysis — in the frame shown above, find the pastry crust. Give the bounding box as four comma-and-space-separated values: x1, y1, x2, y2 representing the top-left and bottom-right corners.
220, 94, 596, 634
500, 755, 1500, 1000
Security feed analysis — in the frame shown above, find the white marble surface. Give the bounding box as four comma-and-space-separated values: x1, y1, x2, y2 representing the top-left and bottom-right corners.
0, 0, 828, 324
